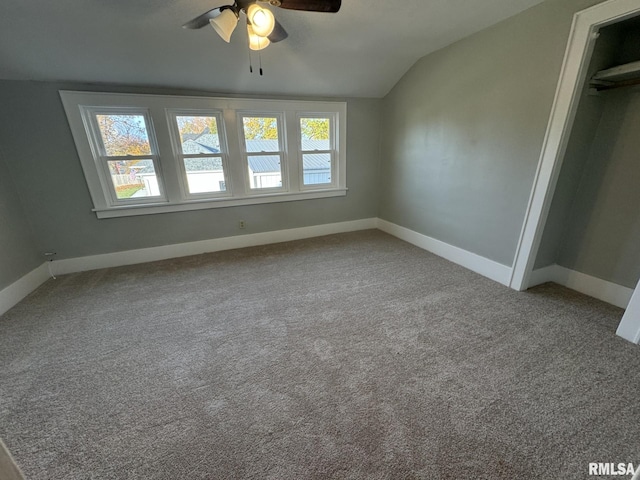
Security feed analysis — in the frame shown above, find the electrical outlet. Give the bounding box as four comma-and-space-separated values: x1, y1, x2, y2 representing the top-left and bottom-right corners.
238, 220, 246, 229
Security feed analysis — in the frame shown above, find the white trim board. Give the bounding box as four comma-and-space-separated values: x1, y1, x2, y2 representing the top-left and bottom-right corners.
51, 218, 377, 276
0, 264, 50, 317
529, 264, 634, 309
376, 219, 512, 286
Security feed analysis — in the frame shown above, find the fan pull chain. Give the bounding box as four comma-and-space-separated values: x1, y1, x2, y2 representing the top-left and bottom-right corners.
246, 23, 254, 74
246, 24, 265, 76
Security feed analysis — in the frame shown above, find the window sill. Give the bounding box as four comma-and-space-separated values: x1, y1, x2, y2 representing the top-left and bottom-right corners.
93, 188, 348, 218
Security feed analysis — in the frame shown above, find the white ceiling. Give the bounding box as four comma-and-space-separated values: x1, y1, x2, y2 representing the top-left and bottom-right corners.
0, 0, 544, 98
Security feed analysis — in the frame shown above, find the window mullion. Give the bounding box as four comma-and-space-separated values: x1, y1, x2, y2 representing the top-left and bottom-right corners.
149, 107, 182, 202
225, 108, 248, 197
277, 114, 288, 192
285, 112, 301, 193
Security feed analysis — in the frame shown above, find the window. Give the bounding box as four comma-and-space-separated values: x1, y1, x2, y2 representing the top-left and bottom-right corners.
168, 111, 230, 197
299, 115, 335, 188
61, 91, 347, 218
240, 114, 285, 191
82, 108, 165, 204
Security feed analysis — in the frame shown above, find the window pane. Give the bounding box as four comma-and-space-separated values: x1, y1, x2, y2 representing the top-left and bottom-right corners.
175, 116, 220, 154
108, 160, 160, 199
242, 117, 279, 152
302, 153, 331, 185
96, 114, 152, 156
184, 157, 226, 194
247, 155, 282, 189
300, 117, 330, 151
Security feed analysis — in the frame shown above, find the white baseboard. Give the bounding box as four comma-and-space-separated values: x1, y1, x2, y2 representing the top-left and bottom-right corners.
52, 218, 378, 276
527, 264, 559, 288
5, 219, 637, 344
0, 264, 50, 317
529, 264, 634, 309
376, 219, 512, 286
617, 283, 640, 344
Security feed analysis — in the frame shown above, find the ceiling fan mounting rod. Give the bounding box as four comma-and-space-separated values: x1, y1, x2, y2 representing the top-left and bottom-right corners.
236, 0, 281, 7
219, 4, 240, 17
236, 0, 257, 11
220, 0, 279, 20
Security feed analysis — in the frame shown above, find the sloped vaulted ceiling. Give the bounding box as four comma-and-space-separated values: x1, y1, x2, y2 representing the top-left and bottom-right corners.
0, 0, 544, 97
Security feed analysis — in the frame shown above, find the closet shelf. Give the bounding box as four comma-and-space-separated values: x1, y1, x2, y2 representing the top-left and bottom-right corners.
591, 60, 640, 90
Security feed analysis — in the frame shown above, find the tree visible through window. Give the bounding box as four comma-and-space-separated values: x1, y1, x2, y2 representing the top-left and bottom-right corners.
301, 118, 330, 142
96, 114, 152, 156
242, 117, 278, 140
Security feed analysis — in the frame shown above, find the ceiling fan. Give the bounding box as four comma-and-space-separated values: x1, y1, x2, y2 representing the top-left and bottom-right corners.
183, 0, 342, 51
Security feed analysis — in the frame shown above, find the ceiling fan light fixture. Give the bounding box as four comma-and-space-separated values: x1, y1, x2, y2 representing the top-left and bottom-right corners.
246, 4, 275, 37
247, 24, 271, 50
209, 9, 238, 43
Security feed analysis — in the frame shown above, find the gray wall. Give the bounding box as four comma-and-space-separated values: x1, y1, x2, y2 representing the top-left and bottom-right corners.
0, 149, 41, 289
379, 0, 604, 267
0, 80, 381, 261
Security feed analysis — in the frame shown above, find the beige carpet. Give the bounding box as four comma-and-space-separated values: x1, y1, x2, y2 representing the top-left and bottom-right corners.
0, 230, 639, 479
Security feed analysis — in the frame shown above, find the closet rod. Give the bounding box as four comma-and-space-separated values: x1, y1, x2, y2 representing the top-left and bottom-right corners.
593, 77, 640, 92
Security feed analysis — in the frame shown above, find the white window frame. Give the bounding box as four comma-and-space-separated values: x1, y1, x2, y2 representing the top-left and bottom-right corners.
166, 109, 232, 200
297, 112, 337, 190
238, 111, 288, 193
60, 91, 347, 219
80, 106, 167, 206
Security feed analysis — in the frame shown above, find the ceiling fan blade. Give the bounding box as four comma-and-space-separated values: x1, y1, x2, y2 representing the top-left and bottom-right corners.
276, 0, 341, 13
182, 7, 225, 29
268, 18, 288, 43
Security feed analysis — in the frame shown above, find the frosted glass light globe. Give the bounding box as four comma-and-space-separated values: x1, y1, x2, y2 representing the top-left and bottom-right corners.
247, 4, 275, 37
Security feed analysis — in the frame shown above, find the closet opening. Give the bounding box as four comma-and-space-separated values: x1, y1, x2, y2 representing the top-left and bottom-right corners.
510, 0, 640, 344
